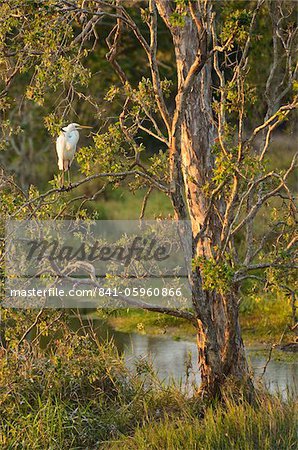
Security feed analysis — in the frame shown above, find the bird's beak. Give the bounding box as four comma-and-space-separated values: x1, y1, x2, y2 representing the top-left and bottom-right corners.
79, 125, 93, 129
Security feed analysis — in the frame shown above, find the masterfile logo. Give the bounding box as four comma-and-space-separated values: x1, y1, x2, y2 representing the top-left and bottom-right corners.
4, 220, 192, 309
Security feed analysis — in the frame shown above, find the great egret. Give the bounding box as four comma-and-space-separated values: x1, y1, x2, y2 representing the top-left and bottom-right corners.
56, 123, 92, 186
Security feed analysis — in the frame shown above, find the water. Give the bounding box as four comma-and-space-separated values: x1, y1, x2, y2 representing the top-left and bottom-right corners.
122, 333, 297, 398
44, 315, 298, 399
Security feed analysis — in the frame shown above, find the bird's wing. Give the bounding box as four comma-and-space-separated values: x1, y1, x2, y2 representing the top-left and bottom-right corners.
56, 134, 66, 171
67, 130, 80, 167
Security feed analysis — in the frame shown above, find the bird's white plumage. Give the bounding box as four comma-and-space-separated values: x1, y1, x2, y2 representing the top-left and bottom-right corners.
56, 123, 80, 172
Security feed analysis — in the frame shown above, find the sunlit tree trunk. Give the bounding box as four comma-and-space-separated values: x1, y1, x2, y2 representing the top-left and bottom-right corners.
156, 1, 253, 398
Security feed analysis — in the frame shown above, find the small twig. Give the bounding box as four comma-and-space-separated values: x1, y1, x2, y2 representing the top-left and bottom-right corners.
260, 344, 275, 378
139, 186, 153, 219
17, 308, 44, 347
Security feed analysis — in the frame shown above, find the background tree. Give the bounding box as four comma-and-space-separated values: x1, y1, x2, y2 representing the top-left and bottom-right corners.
0, 0, 297, 399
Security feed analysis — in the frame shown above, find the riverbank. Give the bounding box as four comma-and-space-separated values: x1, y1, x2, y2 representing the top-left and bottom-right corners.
99, 296, 297, 362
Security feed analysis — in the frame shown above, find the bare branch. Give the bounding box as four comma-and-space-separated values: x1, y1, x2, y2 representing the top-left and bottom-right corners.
67, 274, 196, 323
17, 308, 44, 347
232, 152, 298, 236
148, 0, 171, 134
137, 121, 169, 145
139, 186, 153, 219
12, 169, 170, 217
245, 96, 298, 149
106, 18, 127, 85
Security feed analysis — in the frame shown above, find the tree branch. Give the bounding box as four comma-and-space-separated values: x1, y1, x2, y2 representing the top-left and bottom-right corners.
148, 0, 171, 134
12, 170, 170, 217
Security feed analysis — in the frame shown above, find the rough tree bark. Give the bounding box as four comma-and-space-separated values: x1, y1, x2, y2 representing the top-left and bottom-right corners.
156, 1, 252, 398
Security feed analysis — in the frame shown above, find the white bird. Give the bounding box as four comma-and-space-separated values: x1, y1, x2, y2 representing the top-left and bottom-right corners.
56, 122, 92, 186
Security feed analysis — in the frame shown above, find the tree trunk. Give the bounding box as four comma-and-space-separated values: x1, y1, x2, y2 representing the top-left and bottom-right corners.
156, 2, 253, 398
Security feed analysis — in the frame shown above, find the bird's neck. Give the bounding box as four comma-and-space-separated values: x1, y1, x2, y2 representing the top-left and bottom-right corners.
65, 129, 77, 137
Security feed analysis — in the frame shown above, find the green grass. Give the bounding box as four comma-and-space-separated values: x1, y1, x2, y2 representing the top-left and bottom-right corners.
0, 333, 168, 449
99, 293, 296, 348
239, 295, 295, 345
1, 330, 297, 450
100, 308, 196, 339
106, 396, 297, 450
76, 184, 173, 219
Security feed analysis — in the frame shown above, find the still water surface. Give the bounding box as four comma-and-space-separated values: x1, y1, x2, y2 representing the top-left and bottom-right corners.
45, 315, 298, 399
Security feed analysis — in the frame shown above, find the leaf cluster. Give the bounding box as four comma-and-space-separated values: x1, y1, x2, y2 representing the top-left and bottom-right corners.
193, 256, 234, 294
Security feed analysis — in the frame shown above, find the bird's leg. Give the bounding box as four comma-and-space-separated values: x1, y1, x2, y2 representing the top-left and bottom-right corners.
67, 169, 71, 187
61, 171, 64, 188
